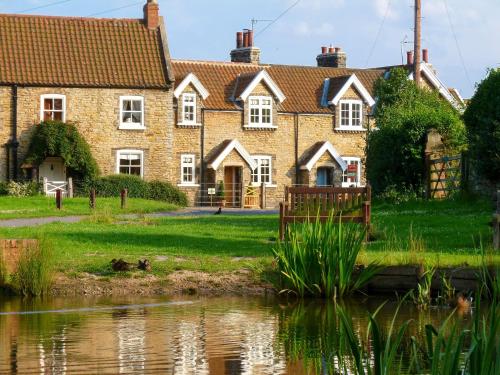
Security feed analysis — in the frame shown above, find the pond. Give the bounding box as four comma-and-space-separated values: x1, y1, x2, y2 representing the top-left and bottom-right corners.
0, 295, 473, 374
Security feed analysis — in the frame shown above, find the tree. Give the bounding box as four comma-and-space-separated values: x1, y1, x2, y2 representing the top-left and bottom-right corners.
367, 68, 466, 194
24, 121, 99, 182
463, 68, 500, 186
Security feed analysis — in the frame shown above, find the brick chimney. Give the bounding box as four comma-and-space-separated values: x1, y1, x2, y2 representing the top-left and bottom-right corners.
422, 48, 429, 63
316, 46, 347, 68
230, 29, 261, 64
407, 51, 414, 66
144, 0, 160, 29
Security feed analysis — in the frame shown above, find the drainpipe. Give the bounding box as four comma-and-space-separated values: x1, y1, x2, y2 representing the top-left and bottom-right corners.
9, 85, 19, 181
200, 108, 205, 202
294, 113, 299, 186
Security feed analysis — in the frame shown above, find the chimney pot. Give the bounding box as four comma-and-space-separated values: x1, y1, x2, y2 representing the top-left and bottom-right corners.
248, 30, 254, 47
236, 32, 243, 49
321, 46, 327, 54
328, 46, 335, 54
143, 0, 160, 30
407, 51, 414, 66
422, 48, 429, 63
243, 30, 249, 48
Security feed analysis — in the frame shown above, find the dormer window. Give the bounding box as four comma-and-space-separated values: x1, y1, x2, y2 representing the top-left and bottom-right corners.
339, 99, 363, 129
248, 96, 273, 127
182, 93, 196, 124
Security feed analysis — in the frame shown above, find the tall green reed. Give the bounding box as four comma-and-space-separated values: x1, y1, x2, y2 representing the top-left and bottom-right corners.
273, 214, 382, 298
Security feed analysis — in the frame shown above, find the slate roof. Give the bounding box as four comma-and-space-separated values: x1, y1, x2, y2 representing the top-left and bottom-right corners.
171, 60, 385, 114
0, 13, 171, 88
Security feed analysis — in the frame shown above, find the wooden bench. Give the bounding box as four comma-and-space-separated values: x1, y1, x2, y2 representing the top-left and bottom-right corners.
279, 186, 372, 240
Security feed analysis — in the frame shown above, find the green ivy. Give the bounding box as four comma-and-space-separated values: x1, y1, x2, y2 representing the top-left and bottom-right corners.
24, 121, 99, 182
367, 68, 466, 195
463, 68, 500, 185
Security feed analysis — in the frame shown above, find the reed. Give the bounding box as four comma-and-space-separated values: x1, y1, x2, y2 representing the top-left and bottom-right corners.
273, 214, 382, 298
11, 238, 53, 296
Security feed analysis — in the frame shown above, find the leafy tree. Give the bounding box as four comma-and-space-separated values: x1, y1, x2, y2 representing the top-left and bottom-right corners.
367, 67, 466, 194
24, 121, 99, 182
463, 68, 500, 185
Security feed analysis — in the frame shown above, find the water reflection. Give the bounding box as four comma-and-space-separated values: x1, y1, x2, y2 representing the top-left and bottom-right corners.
0, 295, 471, 374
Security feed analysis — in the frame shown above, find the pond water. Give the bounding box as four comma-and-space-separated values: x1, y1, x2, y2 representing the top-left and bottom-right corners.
0, 295, 472, 374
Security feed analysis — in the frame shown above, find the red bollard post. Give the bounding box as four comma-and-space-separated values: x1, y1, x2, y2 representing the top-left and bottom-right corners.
121, 188, 128, 209
56, 189, 62, 210
89, 188, 96, 209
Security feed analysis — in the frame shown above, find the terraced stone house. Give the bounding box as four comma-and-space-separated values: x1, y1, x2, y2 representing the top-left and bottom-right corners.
0, 0, 464, 207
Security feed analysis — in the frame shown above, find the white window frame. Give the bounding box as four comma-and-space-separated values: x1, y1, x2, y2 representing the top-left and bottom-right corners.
338, 99, 363, 130
180, 154, 197, 186
251, 155, 273, 186
40, 94, 66, 122
342, 157, 362, 187
116, 149, 144, 178
180, 93, 197, 125
246, 96, 275, 129
119, 96, 145, 130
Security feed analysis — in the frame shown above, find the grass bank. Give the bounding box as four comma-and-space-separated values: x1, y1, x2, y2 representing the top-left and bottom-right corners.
0, 196, 178, 220
0, 198, 497, 285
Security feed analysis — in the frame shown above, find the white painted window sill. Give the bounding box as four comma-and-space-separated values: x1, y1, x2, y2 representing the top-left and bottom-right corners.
250, 183, 277, 188
335, 127, 366, 132
177, 123, 202, 127
244, 124, 278, 130
177, 183, 200, 187
119, 124, 146, 130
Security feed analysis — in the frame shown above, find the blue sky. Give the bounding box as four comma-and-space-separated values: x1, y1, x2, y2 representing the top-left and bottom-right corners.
1, 0, 498, 98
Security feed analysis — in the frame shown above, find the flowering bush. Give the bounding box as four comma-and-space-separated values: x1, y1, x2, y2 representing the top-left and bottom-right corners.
6, 181, 40, 197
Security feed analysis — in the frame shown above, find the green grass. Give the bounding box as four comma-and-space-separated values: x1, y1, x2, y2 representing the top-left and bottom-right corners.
0, 198, 497, 278
0, 196, 178, 219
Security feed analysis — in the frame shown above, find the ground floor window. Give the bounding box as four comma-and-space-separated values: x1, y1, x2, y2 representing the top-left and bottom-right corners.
342, 157, 361, 187
180, 154, 196, 184
251, 156, 272, 185
316, 167, 334, 186
117, 150, 143, 177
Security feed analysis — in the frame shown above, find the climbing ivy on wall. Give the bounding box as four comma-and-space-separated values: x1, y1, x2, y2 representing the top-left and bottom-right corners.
24, 121, 99, 182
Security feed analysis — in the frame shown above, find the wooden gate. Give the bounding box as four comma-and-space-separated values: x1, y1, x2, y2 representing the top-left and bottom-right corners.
426, 155, 462, 199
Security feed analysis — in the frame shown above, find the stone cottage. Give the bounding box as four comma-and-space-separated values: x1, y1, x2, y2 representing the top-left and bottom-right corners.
0, 0, 463, 207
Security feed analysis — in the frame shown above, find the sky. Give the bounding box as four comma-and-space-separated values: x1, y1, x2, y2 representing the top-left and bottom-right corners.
1, 0, 498, 98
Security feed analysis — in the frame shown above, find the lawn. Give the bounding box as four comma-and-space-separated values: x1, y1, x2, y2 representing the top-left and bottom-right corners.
0, 198, 497, 277
0, 196, 178, 219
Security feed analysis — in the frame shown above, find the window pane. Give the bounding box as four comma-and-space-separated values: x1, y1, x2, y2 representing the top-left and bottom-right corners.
130, 167, 141, 176
53, 99, 63, 111
122, 100, 132, 111
132, 112, 142, 123
132, 100, 142, 111
53, 111, 63, 121
122, 113, 133, 123
262, 108, 271, 123
44, 99, 53, 110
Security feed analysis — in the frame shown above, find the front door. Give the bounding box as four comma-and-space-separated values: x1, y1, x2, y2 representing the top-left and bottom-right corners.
224, 166, 242, 207
317, 167, 334, 187
39, 157, 66, 182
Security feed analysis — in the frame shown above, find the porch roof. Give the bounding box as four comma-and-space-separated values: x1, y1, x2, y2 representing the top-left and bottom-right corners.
206, 139, 258, 170
299, 141, 348, 171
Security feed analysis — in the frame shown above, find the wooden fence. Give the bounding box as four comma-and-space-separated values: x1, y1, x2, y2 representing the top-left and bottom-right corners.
279, 186, 371, 240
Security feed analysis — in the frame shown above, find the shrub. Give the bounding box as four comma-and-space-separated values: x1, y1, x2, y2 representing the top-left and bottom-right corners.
463, 68, 500, 186
377, 184, 420, 204
148, 180, 188, 206
6, 181, 40, 197
11, 239, 53, 296
24, 121, 99, 183
80, 175, 188, 206
0, 181, 8, 196
273, 215, 382, 298
367, 67, 466, 194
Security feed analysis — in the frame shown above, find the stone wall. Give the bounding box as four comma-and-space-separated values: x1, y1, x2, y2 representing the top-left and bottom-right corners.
0, 86, 174, 183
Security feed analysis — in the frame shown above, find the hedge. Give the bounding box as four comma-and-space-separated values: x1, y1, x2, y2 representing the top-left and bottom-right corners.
79, 175, 188, 206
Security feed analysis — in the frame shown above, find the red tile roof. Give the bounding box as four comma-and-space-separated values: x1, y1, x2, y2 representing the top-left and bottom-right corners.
0, 13, 171, 88
172, 60, 385, 114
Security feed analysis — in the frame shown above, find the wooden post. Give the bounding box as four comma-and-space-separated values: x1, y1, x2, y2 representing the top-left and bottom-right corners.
414, 0, 422, 86
89, 188, 96, 209
425, 152, 432, 199
279, 202, 285, 241
43, 177, 48, 195
55, 189, 62, 210
494, 190, 500, 251
121, 188, 128, 209
68, 177, 74, 198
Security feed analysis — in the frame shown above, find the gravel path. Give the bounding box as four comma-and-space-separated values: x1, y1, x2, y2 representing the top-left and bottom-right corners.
0, 207, 279, 228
